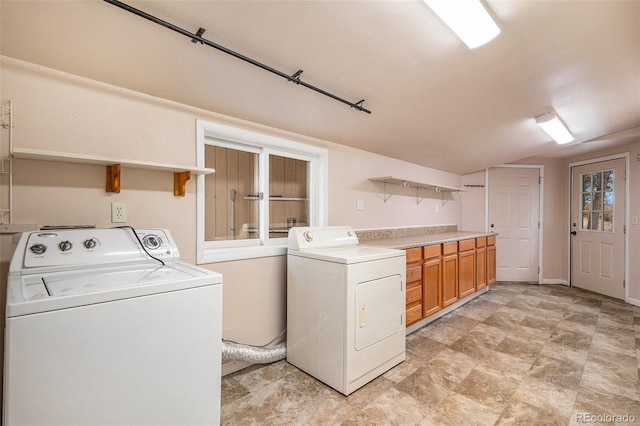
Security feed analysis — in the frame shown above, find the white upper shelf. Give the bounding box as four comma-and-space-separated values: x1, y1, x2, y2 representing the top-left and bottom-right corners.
12, 147, 215, 175
368, 176, 465, 193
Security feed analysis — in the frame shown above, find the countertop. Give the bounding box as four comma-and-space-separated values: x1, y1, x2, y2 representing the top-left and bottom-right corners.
361, 231, 496, 250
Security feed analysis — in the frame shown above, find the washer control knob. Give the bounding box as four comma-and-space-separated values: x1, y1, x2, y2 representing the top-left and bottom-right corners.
143, 235, 162, 250
30, 243, 47, 255
83, 238, 97, 249
58, 241, 73, 252
303, 231, 314, 242
348, 231, 353, 237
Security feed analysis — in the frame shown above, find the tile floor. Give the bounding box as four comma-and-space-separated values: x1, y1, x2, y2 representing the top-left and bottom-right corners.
221, 283, 640, 425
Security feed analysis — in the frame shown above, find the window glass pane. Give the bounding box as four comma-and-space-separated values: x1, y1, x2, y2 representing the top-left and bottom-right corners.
604, 171, 614, 191
592, 172, 602, 191
603, 211, 613, 231
593, 192, 603, 210
604, 191, 613, 212
591, 212, 603, 231
582, 193, 592, 211
580, 169, 614, 232
582, 174, 591, 192
269, 155, 309, 238
582, 211, 590, 230
205, 145, 259, 241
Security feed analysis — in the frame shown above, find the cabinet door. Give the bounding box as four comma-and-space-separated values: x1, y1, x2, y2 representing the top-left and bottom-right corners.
442, 253, 458, 307
422, 256, 441, 317
458, 249, 476, 299
476, 246, 487, 290
405, 247, 423, 326
487, 244, 496, 285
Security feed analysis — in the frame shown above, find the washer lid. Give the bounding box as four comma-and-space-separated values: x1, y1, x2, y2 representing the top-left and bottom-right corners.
6, 261, 222, 317
288, 245, 404, 264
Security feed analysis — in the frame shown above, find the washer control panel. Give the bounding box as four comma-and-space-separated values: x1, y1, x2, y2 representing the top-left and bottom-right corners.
19, 228, 178, 270
135, 229, 177, 260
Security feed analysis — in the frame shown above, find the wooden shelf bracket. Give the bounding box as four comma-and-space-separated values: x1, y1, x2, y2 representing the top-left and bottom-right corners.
174, 171, 191, 196
106, 164, 121, 193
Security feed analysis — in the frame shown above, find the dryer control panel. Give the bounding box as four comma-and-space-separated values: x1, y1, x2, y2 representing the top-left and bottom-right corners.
287, 226, 359, 251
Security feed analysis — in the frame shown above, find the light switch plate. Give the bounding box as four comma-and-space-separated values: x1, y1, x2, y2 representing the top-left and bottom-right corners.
356, 199, 365, 210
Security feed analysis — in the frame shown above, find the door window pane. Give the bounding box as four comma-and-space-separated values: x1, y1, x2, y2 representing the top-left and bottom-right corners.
604, 171, 614, 190
592, 172, 602, 191
580, 169, 614, 232
582, 174, 591, 192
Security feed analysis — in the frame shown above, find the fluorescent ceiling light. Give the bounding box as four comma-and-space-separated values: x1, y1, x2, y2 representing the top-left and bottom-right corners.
424, 0, 500, 49
536, 112, 574, 144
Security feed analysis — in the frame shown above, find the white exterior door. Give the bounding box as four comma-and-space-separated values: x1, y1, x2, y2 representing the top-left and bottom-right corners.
571, 158, 625, 299
488, 167, 540, 282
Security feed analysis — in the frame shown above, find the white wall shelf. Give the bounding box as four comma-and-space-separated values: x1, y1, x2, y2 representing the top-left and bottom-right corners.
12, 147, 215, 196
369, 176, 465, 204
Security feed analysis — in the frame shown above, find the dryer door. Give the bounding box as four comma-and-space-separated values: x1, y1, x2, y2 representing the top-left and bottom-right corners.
355, 274, 403, 351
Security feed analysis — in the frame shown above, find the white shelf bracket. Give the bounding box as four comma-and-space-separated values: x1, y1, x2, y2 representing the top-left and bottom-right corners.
382, 183, 393, 203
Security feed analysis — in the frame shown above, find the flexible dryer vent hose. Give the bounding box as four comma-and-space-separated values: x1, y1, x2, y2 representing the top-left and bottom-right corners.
221, 341, 286, 364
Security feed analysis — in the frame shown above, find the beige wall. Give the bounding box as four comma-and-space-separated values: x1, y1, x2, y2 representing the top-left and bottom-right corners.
4, 54, 638, 399
460, 171, 486, 232
0, 55, 463, 363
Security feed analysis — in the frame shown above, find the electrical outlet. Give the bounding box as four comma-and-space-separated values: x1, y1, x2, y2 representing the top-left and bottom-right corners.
111, 202, 127, 223
356, 199, 365, 210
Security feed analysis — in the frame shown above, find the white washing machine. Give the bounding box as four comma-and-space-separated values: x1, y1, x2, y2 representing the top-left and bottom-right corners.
3, 227, 223, 426
287, 226, 406, 395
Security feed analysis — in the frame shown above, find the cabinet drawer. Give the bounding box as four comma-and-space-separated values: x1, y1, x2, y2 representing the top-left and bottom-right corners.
407, 265, 422, 283
406, 283, 422, 304
406, 304, 422, 325
458, 239, 475, 252
476, 236, 486, 248
442, 242, 458, 255
487, 235, 496, 246
423, 244, 441, 259
405, 247, 422, 263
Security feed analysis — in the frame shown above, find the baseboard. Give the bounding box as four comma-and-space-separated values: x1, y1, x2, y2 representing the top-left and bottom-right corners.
405, 286, 489, 335
541, 279, 568, 285
221, 360, 253, 377
627, 297, 640, 308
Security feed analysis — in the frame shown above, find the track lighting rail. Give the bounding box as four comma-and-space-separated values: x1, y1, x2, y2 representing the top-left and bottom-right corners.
103, 0, 371, 114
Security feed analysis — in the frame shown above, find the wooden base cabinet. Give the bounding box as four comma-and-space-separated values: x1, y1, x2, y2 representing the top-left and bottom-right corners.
404, 235, 497, 327
487, 235, 496, 285
405, 247, 423, 326
441, 242, 458, 307
458, 239, 476, 299
422, 246, 442, 317
476, 237, 487, 291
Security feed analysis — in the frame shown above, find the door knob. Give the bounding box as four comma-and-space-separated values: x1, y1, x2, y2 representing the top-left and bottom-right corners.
570, 231, 577, 236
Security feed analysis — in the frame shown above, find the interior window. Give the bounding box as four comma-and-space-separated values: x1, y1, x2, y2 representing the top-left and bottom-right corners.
204, 145, 259, 241
269, 155, 309, 238
581, 170, 614, 232
196, 120, 327, 263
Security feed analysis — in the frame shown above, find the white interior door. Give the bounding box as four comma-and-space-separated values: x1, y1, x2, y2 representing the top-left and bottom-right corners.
488, 167, 540, 282
571, 158, 625, 299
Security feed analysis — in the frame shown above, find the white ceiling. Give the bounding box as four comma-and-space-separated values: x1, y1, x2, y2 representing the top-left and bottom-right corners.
2, 0, 639, 174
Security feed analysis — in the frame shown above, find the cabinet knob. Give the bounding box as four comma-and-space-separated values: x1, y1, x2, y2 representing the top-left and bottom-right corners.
490, 224, 494, 228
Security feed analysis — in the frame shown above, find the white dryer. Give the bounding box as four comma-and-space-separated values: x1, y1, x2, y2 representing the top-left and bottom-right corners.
3, 227, 223, 426
287, 226, 406, 395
